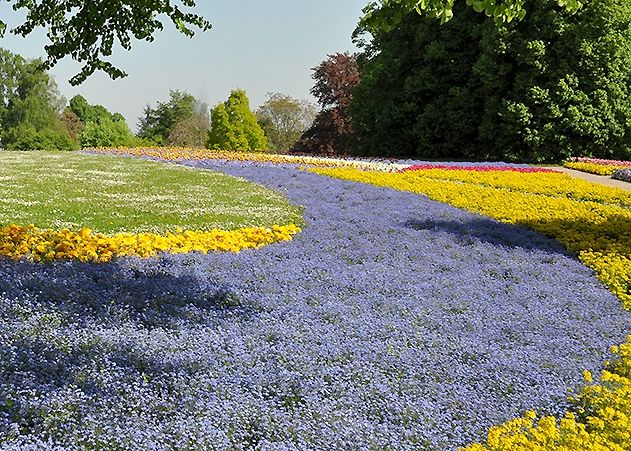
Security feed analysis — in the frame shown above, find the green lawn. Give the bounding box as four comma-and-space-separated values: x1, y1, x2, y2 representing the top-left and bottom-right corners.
0, 151, 302, 233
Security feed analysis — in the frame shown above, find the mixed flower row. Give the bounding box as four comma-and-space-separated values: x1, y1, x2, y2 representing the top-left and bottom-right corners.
84, 146, 412, 172
312, 166, 631, 450
564, 157, 631, 176
0, 223, 301, 263
570, 157, 631, 167
85, 147, 554, 174
402, 164, 558, 173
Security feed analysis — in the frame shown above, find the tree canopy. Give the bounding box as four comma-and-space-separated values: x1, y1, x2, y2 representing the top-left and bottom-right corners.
350, 0, 631, 162
293, 53, 360, 155
0, 0, 210, 85
256, 93, 317, 151
138, 90, 208, 146
68, 94, 137, 148
359, 0, 584, 32
207, 90, 267, 151
0, 47, 75, 150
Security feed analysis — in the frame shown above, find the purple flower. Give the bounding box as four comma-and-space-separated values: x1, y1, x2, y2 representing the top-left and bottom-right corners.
0, 160, 628, 450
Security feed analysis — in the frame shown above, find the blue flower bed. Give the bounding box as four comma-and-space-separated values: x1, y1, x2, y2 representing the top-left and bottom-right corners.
1, 161, 629, 450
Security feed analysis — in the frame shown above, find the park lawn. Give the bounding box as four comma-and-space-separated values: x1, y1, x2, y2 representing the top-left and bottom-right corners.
0, 151, 302, 234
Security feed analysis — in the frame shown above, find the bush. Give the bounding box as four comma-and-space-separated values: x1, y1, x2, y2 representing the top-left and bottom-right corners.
80, 120, 135, 148
207, 90, 268, 151
4, 126, 77, 151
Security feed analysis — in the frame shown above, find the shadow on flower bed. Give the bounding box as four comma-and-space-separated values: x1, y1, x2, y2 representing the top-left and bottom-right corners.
0, 256, 254, 438
405, 217, 572, 254
517, 215, 631, 245
0, 257, 251, 329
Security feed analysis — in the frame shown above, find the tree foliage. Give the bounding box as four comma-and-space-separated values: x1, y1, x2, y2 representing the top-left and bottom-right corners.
293, 53, 360, 155
351, 0, 631, 162
359, 0, 584, 33
69, 95, 114, 125
59, 109, 85, 143
0, 47, 74, 150
4, 125, 76, 151
256, 93, 317, 151
207, 90, 267, 151
168, 112, 210, 147
137, 90, 208, 145
67, 94, 136, 148
0, 1, 210, 85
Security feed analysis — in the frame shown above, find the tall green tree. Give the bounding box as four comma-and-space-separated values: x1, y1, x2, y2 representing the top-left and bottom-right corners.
256, 93, 317, 151
360, 0, 583, 31
69, 95, 114, 125
0, 47, 74, 150
207, 90, 268, 151
351, 0, 631, 162
0, 1, 210, 84
137, 90, 208, 145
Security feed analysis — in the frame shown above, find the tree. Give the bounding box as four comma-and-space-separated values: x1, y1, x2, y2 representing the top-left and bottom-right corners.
206, 90, 267, 151
137, 90, 207, 145
68, 94, 136, 148
0, 47, 74, 150
80, 120, 134, 148
359, 0, 584, 32
59, 109, 85, 144
293, 53, 360, 155
168, 112, 210, 147
350, 0, 631, 162
0, 1, 210, 85
68, 95, 114, 125
256, 93, 317, 151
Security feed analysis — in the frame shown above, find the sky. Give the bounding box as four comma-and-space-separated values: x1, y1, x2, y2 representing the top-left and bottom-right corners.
0, 0, 367, 131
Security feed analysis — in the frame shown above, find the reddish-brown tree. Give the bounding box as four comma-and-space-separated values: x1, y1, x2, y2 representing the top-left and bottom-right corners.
58, 109, 85, 145
293, 53, 360, 155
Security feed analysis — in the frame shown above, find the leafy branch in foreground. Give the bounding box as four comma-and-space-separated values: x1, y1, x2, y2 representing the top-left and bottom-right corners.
360, 0, 584, 31
0, 0, 211, 85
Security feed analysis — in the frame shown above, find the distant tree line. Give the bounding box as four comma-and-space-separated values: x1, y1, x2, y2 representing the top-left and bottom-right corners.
4, 0, 630, 163
0, 46, 318, 153
0, 48, 74, 151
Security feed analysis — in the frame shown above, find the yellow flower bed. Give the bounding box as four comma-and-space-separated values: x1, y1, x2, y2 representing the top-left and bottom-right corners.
564, 162, 626, 176
311, 167, 631, 450
0, 223, 301, 263
462, 339, 631, 451
395, 169, 631, 208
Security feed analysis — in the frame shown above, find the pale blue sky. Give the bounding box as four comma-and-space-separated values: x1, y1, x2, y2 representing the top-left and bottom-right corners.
0, 1, 367, 131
